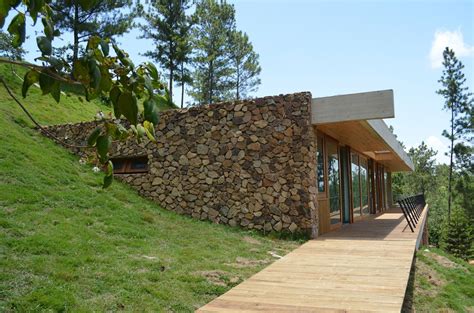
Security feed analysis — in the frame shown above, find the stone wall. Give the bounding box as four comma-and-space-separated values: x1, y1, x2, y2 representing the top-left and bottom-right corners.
44, 92, 319, 235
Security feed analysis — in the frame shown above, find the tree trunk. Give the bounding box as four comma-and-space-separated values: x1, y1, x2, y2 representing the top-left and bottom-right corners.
208, 60, 213, 104
236, 65, 240, 100
447, 106, 454, 222
180, 62, 185, 109
72, 1, 79, 63
169, 40, 174, 103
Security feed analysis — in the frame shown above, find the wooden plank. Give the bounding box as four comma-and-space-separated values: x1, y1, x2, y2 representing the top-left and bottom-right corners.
311, 90, 394, 125
197, 208, 427, 313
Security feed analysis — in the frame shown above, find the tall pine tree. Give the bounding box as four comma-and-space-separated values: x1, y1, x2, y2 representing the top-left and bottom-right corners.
190, 0, 235, 105
138, 0, 193, 105
228, 30, 261, 100
50, 0, 134, 63
437, 47, 473, 221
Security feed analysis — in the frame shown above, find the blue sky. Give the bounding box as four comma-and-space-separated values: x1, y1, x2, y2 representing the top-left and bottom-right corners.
13, 0, 474, 164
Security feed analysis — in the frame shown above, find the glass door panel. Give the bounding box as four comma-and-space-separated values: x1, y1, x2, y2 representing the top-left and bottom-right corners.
360, 157, 369, 215
327, 139, 341, 225
351, 153, 361, 217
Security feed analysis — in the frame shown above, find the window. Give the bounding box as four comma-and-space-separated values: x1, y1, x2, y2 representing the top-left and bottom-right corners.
316, 136, 325, 193
327, 138, 340, 225
110, 156, 149, 174
351, 153, 361, 217
360, 156, 369, 215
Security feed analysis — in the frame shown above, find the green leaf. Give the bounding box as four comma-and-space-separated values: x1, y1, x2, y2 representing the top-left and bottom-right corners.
96, 135, 111, 162
143, 98, 158, 125
89, 60, 101, 90
87, 127, 101, 147
36, 36, 52, 55
118, 91, 138, 125
137, 124, 146, 138
106, 160, 113, 176
41, 16, 53, 39
22, 70, 39, 98
99, 67, 112, 92
7, 12, 25, 47
109, 86, 121, 119
145, 62, 159, 81
39, 69, 60, 102
143, 120, 156, 142
100, 40, 109, 56
103, 174, 113, 189
72, 59, 90, 84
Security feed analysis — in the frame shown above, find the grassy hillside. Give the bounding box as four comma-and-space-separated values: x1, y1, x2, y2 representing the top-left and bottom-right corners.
0, 64, 299, 311
404, 248, 474, 312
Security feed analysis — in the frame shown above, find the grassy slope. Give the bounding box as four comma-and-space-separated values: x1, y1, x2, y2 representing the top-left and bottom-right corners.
404, 247, 474, 312
0, 64, 299, 312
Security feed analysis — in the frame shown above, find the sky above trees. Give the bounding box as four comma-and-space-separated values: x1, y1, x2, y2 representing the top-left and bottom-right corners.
12, 0, 474, 164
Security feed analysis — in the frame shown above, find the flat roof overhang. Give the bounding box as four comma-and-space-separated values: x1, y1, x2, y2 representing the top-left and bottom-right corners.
312, 90, 414, 172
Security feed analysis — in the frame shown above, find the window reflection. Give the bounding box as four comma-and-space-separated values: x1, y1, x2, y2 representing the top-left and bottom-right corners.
327, 139, 340, 225
360, 157, 369, 215
351, 153, 361, 217
317, 136, 325, 193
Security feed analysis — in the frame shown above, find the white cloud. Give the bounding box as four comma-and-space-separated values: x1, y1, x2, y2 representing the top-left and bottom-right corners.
429, 29, 474, 69
425, 135, 449, 164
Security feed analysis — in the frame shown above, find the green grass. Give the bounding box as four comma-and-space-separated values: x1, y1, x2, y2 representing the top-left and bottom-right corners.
404, 247, 474, 312
0, 64, 300, 312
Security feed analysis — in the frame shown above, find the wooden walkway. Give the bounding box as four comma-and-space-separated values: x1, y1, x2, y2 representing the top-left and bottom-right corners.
198, 207, 428, 313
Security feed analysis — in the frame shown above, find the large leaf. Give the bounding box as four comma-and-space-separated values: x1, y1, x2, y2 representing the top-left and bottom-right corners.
118, 91, 138, 125
89, 60, 101, 90
109, 86, 121, 119
7, 12, 25, 47
36, 36, 52, 55
72, 59, 90, 84
87, 127, 101, 147
39, 69, 60, 102
143, 120, 156, 142
41, 16, 53, 39
145, 62, 159, 81
143, 98, 158, 125
96, 135, 111, 162
22, 70, 39, 98
103, 174, 113, 189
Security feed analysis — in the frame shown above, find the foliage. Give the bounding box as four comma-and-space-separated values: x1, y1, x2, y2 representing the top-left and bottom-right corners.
0, 0, 171, 187
50, 0, 134, 63
138, 0, 193, 107
190, 0, 235, 105
0, 30, 25, 60
440, 208, 473, 260
228, 30, 261, 100
0, 82, 299, 311
189, 0, 261, 105
437, 47, 473, 219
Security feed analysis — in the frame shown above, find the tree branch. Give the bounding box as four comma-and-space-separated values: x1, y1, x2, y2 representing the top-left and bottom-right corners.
0, 76, 89, 149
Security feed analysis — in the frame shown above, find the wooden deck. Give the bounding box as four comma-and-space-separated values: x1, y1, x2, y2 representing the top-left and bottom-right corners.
197, 207, 428, 313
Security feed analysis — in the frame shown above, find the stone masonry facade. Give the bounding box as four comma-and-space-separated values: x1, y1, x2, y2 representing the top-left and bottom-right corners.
44, 92, 319, 236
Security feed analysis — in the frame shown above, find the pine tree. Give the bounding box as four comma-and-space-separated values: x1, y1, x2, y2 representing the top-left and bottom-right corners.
228, 30, 261, 100
436, 47, 473, 221
50, 0, 134, 63
441, 208, 473, 260
138, 0, 193, 105
190, 0, 235, 105
407, 142, 437, 196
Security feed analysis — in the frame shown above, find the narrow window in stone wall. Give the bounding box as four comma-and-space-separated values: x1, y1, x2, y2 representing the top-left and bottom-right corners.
110, 156, 149, 174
